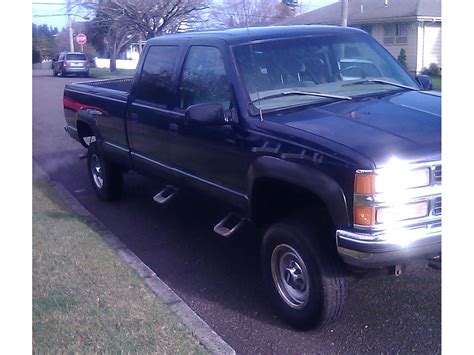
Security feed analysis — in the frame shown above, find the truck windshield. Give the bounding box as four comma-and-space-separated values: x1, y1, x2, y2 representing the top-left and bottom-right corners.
232, 32, 419, 111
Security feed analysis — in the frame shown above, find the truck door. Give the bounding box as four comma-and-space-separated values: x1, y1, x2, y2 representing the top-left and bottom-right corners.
128, 45, 180, 176
168, 45, 251, 205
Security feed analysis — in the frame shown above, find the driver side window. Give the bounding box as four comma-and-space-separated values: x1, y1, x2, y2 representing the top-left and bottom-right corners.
179, 46, 231, 109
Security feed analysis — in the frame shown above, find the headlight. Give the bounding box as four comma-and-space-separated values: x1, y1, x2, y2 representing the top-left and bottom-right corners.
353, 159, 433, 227
353, 201, 430, 226
355, 167, 430, 195
376, 201, 429, 224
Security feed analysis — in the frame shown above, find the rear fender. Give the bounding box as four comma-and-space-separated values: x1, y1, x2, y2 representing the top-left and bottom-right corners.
76, 109, 103, 148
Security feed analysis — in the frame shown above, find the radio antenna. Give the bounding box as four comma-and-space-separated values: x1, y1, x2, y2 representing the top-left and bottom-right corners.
242, 0, 264, 121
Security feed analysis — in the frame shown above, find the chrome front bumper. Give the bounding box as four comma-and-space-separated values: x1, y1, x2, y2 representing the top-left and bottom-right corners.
336, 223, 441, 268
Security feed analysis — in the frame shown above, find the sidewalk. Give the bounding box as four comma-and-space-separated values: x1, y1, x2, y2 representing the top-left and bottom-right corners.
32, 179, 208, 353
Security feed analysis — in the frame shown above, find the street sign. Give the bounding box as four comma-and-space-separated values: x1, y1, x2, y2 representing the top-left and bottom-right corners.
76, 33, 87, 45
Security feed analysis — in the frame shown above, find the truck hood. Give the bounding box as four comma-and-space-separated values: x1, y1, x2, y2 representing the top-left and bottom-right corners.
267, 90, 441, 167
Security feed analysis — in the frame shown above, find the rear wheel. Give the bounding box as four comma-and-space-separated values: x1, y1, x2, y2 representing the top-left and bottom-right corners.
261, 216, 347, 329
87, 142, 123, 201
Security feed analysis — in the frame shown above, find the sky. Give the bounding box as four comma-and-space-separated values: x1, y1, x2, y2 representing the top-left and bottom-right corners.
32, 0, 92, 30
32, 0, 339, 30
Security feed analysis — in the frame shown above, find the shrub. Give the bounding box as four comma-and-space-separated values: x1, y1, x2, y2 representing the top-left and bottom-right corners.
397, 48, 407, 69
32, 47, 42, 64
421, 63, 441, 77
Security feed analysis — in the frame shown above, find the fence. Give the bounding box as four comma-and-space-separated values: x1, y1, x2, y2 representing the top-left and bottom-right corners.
94, 58, 139, 70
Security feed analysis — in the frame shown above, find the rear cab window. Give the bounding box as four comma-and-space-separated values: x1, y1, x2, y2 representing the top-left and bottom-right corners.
135, 45, 179, 107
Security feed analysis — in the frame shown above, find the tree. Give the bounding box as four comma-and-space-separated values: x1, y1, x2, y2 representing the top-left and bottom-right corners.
32, 24, 59, 61
397, 48, 407, 69
72, 1, 138, 71
211, 0, 295, 28
89, 7, 137, 71
32, 46, 42, 64
77, 0, 210, 40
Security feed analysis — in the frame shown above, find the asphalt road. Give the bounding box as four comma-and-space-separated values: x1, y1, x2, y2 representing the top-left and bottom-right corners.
33, 69, 441, 354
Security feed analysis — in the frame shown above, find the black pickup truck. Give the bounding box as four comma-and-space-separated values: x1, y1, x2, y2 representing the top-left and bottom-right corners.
63, 26, 441, 329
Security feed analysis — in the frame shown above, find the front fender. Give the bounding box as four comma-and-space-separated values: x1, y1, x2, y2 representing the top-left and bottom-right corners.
247, 156, 350, 227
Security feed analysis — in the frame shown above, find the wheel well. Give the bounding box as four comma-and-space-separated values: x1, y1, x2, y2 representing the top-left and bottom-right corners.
250, 178, 332, 230
77, 120, 95, 147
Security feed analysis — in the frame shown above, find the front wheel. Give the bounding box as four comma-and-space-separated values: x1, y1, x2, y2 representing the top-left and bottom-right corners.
87, 142, 123, 201
261, 217, 348, 329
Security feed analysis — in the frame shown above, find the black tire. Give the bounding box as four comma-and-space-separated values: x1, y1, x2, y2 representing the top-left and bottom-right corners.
261, 216, 347, 329
87, 142, 123, 201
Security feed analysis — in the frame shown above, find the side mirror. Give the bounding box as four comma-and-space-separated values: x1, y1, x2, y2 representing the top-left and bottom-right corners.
185, 103, 229, 126
416, 75, 432, 90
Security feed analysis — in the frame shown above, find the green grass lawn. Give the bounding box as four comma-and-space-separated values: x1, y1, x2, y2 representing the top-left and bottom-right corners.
33, 180, 208, 354
89, 67, 136, 79
431, 76, 441, 91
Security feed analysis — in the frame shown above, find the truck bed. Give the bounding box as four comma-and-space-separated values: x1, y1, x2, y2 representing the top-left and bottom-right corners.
65, 77, 134, 103
63, 77, 134, 153
78, 77, 134, 92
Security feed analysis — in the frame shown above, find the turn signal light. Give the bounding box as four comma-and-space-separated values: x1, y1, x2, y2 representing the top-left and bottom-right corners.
354, 173, 375, 195
354, 206, 376, 226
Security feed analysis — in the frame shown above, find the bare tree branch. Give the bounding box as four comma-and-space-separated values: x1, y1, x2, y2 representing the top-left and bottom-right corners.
77, 0, 210, 39
210, 0, 295, 29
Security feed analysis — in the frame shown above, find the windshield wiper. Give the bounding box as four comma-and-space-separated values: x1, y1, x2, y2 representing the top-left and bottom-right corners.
250, 90, 352, 104
342, 79, 419, 91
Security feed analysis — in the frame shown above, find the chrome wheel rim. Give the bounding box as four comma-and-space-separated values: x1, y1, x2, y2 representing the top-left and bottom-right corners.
271, 244, 310, 309
90, 154, 104, 189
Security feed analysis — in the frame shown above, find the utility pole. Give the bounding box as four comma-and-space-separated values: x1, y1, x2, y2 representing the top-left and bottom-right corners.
340, 0, 348, 27
67, 0, 75, 52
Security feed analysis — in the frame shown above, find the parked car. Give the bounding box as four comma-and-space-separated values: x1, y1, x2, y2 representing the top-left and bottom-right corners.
62, 26, 440, 329
53, 52, 89, 77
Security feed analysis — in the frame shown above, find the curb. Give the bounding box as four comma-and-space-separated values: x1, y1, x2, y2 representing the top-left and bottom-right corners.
33, 160, 236, 355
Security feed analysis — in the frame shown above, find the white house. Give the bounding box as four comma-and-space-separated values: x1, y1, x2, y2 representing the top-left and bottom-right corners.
281, 0, 441, 74
125, 40, 146, 61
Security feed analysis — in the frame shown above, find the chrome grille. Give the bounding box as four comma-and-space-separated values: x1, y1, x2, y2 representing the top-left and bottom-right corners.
433, 165, 442, 184
433, 197, 442, 216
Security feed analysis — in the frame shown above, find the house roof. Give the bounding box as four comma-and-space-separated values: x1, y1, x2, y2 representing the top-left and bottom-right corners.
281, 0, 441, 26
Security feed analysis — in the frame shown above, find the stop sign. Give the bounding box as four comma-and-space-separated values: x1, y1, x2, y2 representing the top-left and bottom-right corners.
76, 33, 87, 45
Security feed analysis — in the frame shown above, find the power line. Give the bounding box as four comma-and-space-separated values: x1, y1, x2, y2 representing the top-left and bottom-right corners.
32, 2, 67, 4
33, 14, 68, 17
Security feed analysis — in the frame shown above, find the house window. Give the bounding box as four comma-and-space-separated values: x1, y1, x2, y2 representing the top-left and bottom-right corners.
384, 23, 408, 45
